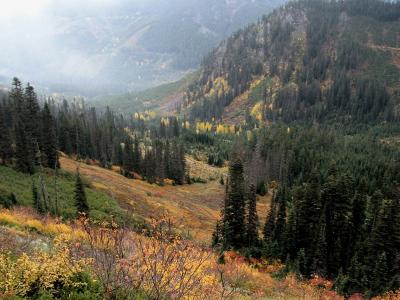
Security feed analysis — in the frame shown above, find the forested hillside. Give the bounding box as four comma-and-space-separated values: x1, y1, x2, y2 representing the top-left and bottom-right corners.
191, 0, 400, 298
184, 0, 400, 124
0, 78, 188, 186
1, 0, 400, 299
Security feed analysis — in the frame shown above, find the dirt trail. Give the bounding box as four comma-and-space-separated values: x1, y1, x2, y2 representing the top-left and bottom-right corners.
61, 156, 271, 243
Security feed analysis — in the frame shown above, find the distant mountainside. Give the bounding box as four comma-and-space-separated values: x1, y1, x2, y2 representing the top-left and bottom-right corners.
93, 72, 196, 115
0, 0, 285, 95
183, 0, 400, 124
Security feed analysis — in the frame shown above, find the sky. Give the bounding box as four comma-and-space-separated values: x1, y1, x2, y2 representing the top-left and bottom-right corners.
0, 0, 50, 21
0, 0, 137, 22
0, 0, 283, 95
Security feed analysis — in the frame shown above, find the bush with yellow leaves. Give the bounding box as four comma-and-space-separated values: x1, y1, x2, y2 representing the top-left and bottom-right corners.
0, 236, 100, 299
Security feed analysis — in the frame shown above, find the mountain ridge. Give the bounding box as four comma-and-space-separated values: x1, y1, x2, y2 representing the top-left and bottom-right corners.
182, 0, 400, 125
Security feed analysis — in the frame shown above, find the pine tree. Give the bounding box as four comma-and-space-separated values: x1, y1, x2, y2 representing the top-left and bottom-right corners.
155, 141, 165, 186
366, 189, 383, 232
223, 158, 246, 249
12, 78, 35, 174
263, 191, 277, 242
32, 182, 44, 214
169, 142, 185, 185
368, 198, 400, 267
212, 220, 223, 248
322, 163, 353, 276
164, 140, 171, 179
74, 170, 89, 216
24, 83, 40, 150
10, 193, 17, 206
273, 189, 287, 257
312, 211, 328, 277
123, 138, 134, 177
246, 184, 259, 247
0, 103, 13, 164
178, 143, 186, 184
144, 148, 156, 184
292, 178, 321, 272
350, 191, 367, 247
41, 103, 59, 169
112, 142, 124, 166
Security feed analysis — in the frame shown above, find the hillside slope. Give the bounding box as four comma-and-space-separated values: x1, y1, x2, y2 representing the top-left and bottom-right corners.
92, 72, 196, 115
184, 0, 400, 124
59, 156, 270, 243
0, 207, 355, 299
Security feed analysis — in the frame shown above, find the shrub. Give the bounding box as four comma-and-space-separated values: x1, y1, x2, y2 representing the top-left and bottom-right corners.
0, 237, 95, 299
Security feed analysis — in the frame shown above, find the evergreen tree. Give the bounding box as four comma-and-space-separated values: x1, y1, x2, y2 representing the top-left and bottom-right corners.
312, 211, 328, 277
12, 78, 35, 174
74, 170, 90, 216
366, 189, 383, 232
147, 148, 157, 184
246, 184, 259, 247
212, 220, 223, 248
164, 140, 171, 179
41, 103, 59, 169
123, 138, 134, 177
133, 137, 141, 174
32, 182, 44, 214
0, 103, 13, 164
112, 142, 124, 166
273, 188, 287, 257
263, 191, 277, 242
24, 83, 40, 150
10, 193, 17, 206
322, 164, 353, 276
223, 158, 246, 249
169, 142, 185, 185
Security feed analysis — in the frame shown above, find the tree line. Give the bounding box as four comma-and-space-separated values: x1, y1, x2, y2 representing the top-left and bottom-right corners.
0, 78, 187, 185
213, 125, 400, 297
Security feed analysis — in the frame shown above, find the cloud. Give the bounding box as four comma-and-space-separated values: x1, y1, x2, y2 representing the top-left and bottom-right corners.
0, 0, 51, 22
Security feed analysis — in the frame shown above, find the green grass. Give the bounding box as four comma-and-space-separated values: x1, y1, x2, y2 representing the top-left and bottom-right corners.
92, 72, 197, 114
249, 77, 272, 105
0, 165, 125, 222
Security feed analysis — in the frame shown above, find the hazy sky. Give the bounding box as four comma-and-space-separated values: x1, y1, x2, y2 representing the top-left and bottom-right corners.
0, 0, 49, 21
0, 0, 283, 94
0, 0, 155, 21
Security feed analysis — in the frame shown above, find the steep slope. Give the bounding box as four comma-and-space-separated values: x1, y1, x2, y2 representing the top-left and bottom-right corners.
184, 0, 400, 124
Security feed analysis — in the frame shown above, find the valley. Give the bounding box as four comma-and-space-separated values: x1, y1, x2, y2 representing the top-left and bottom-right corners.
59, 155, 231, 242
0, 0, 400, 299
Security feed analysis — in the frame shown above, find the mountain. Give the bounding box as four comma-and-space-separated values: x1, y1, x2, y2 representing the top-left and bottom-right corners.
92, 72, 196, 115
0, 0, 285, 95
183, 0, 400, 124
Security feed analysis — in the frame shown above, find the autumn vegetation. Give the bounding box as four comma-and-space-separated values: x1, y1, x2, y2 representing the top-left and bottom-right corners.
1, 0, 400, 299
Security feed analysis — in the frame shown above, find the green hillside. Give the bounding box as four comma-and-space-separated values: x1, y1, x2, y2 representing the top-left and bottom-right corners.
92, 72, 197, 115
0, 164, 127, 223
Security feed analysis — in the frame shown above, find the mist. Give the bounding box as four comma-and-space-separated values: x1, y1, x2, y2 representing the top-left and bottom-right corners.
0, 0, 284, 96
